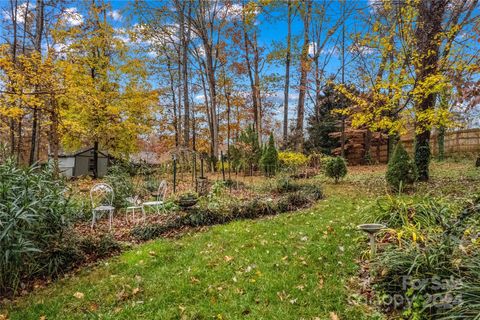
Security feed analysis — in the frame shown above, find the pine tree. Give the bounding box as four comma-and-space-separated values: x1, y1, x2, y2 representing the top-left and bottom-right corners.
386, 142, 418, 191
261, 133, 278, 177
305, 82, 344, 154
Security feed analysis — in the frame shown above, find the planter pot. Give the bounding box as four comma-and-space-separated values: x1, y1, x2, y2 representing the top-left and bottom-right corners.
178, 198, 198, 208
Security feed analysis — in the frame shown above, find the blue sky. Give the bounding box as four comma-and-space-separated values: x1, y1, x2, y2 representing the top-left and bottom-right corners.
106, 0, 371, 80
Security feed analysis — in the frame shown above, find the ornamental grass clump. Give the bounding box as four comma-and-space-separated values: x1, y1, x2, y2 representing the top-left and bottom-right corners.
370, 195, 480, 319
0, 159, 75, 295
385, 142, 417, 191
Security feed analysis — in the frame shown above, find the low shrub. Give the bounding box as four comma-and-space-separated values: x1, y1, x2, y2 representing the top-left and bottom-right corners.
284, 192, 310, 209
215, 159, 232, 172
105, 165, 134, 209
274, 175, 301, 193
78, 234, 122, 258
238, 198, 276, 219
324, 156, 347, 183
144, 178, 160, 193
301, 184, 324, 201
36, 236, 85, 279
386, 142, 417, 191
307, 152, 324, 168
278, 151, 309, 171
131, 224, 172, 241
224, 179, 245, 190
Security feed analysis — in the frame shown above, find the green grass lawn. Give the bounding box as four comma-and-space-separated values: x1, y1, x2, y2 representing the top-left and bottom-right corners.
2, 185, 378, 319
2, 160, 478, 320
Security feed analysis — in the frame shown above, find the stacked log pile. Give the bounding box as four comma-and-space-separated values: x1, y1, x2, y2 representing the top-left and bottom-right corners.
329, 121, 389, 165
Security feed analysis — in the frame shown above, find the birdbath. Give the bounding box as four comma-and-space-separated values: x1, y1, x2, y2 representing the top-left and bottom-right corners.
357, 224, 385, 257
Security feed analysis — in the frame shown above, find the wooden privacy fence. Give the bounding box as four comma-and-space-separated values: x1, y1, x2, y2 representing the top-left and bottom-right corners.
401, 128, 480, 157
337, 128, 480, 165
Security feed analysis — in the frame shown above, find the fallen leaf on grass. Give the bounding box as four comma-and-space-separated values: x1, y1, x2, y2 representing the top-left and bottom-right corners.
224, 255, 234, 262
132, 287, 141, 295
330, 312, 340, 320
318, 277, 324, 289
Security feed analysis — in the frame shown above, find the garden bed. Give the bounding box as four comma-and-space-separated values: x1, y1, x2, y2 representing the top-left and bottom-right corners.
3, 177, 323, 299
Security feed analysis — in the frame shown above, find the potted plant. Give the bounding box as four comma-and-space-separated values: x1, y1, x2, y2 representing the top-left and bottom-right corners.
177, 192, 199, 209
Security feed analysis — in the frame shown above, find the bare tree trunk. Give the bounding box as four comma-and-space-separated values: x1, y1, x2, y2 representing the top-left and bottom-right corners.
252, 30, 262, 145
192, 101, 196, 152
29, 0, 44, 165
9, 0, 19, 157
223, 67, 231, 157
166, 55, 179, 147
49, 96, 60, 175
283, 0, 292, 146
295, 0, 312, 152
198, 61, 215, 155
176, 55, 182, 147
204, 45, 219, 160
181, 1, 192, 148
242, 19, 260, 145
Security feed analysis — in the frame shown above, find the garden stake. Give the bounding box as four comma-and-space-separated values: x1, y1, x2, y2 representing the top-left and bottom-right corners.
221, 150, 225, 181
173, 154, 177, 194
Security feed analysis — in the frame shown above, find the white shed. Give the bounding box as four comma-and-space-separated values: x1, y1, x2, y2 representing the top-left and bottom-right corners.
52, 147, 110, 178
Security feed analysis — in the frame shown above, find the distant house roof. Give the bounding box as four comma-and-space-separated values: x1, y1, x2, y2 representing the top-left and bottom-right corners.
130, 151, 162, 165
54, 147, 110, 158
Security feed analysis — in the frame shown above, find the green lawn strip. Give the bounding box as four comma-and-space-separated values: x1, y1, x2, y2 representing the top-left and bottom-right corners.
3, 187, 374, 320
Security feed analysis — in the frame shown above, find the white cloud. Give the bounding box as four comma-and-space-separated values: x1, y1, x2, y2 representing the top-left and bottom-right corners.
2, 2, 34, 24
217, 3, 260, 21
52, 39, 74, 59
62, 7, 83, 26
195, 45, 206, 57
368, 0, 383, 12
349, 44, 375, 55
146, 50, 158, 58
114, 28, 129, 43
133, 23, 181, 48
108, 9, 122, 21
194, 94, 205, 103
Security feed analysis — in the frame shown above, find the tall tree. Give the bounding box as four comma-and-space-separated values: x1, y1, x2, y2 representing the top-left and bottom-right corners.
283, 0, 293, 145
294, 0, 312, 151
59, 0, 156, 177
28, 0, 44, 165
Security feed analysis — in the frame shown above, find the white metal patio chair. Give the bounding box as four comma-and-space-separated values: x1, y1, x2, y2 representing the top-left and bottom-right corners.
142, 180, 168, 214
126, 195, 145, 223
90, 183, 115, 230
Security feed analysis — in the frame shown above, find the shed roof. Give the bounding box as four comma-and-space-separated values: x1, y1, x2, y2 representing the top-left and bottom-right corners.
54, 147, 109, 158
